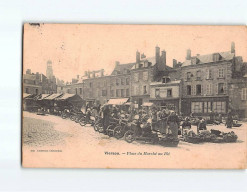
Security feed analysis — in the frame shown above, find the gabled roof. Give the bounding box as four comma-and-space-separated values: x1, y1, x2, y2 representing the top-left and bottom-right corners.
182, 51, 235, 67
111, 62, 135, 75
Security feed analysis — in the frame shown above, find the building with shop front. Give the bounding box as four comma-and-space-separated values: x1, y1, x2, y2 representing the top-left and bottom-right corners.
180, 42, 245, 117
150, 78, 181, 113
130, 46, 177, 108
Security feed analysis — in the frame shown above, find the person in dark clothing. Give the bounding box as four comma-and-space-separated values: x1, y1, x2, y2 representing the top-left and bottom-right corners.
167, 111, 180, 138
85, 102, 90, 112
102, 105, 110, 132
226, 111, 233, 128
197, 118, 207, 134
97, 104, 101, 114
85, 108, 91, 124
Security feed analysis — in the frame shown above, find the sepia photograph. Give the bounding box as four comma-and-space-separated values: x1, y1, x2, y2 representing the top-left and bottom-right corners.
22, 24, 247, 169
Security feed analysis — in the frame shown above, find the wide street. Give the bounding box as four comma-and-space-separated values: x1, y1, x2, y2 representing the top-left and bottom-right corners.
22, 111, 247, 169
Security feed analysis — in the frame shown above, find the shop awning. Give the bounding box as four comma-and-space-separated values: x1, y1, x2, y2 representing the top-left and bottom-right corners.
56, 93, 76, 100
23, 93, 32, 99
107, 98, 129, 105
142, 102, 154, 107
37, 94, 51, 100
43, 93, 63, 100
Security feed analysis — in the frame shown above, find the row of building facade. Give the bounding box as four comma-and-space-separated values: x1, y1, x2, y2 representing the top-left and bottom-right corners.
24, 43, 247, 117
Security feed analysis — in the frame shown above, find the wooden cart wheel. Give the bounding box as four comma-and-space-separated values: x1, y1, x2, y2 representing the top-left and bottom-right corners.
124, 130, 135, 143
114, 126, 124, 139
79, 118, 86, 126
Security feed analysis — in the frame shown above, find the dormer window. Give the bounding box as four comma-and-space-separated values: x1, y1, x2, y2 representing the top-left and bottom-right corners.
213, 53, 221, 62
162, 76, 171, 83
191, 57, 200, 65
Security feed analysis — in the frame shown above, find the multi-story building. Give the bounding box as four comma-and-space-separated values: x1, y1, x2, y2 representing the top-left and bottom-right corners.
109, 61, 135, 100
23, 69, 42, 95
130, 46, 176, 107
150, 78, 181, 113
82, 69, 111, 105
180, 42, 245, 116
58, 75, 84, 98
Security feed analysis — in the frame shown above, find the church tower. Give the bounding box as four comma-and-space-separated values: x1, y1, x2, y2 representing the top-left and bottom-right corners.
46, 60, 53, 80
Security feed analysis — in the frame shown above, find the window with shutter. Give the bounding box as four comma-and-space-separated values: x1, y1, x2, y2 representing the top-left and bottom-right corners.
241, 88, 247, 100
215, 83, 218, 95
192, 85, 196, 95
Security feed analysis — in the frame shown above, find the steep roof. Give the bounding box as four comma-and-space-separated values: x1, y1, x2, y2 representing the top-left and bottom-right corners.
111, 62, 135, 75
182, 51, 235, 67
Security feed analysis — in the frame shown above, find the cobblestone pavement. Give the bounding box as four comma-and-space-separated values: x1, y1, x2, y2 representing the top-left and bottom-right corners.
22, 111, 247, 168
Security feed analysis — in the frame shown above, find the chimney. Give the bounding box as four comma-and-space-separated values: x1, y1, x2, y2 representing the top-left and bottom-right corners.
77, 75, 80, 79
196, 54, 200, 57
161, 50, 166, 65
115, 61, 120, 67
136, 50, 140, 63
84, 71, 88, 76
155, 45, 160, 64
26, 69, 31, 74
231, 42, 235, 53
173, 59, 177, 68
101, 69, 104, 77
92, 71, 95, 78
186, 49, 191, 60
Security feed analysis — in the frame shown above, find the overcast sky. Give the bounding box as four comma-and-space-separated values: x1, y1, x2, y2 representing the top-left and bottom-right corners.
23, 24, 247, 82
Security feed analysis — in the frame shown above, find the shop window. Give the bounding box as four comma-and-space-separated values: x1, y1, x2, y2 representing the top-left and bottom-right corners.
167, 89, 172, 97
213, 101, 226, 113
191, 102, 203, 113
204, 102, 212, 113
187, 85, 191, 95
196, 85, 201, 95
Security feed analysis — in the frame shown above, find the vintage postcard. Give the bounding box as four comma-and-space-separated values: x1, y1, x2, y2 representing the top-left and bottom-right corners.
22, 24, 247, 168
